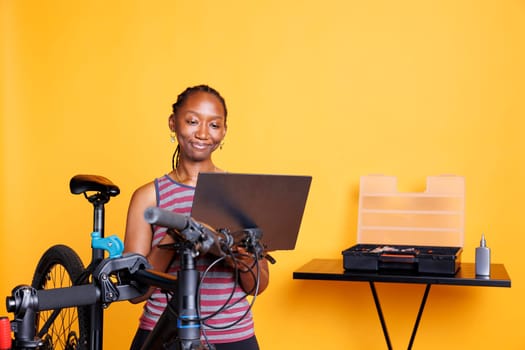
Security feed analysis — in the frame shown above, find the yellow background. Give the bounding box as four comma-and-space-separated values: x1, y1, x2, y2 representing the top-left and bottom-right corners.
2, 1, 524, 349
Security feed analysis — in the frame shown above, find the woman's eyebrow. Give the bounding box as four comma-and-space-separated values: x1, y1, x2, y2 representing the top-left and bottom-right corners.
183, 109, 223, 119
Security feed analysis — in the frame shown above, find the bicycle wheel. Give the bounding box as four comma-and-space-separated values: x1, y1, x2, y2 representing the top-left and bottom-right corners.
31, 244, 90, 350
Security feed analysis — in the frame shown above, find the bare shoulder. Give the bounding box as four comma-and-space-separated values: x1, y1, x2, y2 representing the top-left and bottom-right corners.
130, 180, 156, 205
124, 180, 157, 254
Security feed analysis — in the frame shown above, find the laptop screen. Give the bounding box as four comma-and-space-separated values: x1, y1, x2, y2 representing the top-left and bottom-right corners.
191, 172, 312, 251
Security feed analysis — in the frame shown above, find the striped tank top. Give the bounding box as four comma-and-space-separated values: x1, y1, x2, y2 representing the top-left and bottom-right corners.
138, 175, 255, 344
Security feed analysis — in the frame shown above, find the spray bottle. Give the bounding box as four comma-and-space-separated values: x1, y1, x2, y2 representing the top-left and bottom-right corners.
475, 233, 491, 276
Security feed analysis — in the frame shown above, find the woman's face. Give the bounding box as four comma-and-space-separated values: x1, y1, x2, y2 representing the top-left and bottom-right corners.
169, 91, 227, 163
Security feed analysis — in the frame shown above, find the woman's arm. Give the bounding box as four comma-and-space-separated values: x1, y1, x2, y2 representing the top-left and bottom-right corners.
123, 182, 177, 303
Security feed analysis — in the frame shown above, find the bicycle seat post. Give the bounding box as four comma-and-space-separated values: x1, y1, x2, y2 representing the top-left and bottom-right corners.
90, 195, 109, 264
70, 174, 120, 266
85, 193, 110, 350
69, 174, 121, 350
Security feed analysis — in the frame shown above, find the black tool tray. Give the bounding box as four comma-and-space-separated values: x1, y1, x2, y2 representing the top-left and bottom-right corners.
342, 175, 465, 276
343, 244, 462, 275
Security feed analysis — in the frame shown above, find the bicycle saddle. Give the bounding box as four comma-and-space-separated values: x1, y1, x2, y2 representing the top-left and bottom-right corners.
69, 174, 120, 197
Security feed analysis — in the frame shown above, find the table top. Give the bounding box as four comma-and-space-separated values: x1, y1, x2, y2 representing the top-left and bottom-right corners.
293, 259, 511, 287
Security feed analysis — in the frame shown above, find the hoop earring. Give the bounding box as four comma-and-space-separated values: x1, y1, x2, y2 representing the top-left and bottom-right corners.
170, 132, 176, 143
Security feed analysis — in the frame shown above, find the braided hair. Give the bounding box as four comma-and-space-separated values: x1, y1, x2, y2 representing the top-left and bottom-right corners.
171, 85, 228, 170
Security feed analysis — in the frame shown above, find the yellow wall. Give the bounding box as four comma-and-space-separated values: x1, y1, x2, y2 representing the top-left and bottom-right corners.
2, 1, 524, 349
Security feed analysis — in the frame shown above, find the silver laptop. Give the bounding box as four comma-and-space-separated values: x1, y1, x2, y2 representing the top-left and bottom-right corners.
191, 172, 312, 251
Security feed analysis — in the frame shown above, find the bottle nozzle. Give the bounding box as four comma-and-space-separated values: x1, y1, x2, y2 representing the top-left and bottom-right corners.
480, 233, 487, 247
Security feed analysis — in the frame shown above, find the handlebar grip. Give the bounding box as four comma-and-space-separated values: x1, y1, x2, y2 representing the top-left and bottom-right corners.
37, 285, 99, 310
144, 207, 189, 231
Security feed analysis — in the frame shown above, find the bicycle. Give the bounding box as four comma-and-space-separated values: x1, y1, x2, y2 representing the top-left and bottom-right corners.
3, 174, 269, 350
10, 174, 129, 350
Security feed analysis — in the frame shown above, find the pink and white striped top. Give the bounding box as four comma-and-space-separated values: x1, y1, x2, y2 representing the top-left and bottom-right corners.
138, 175, 254, 343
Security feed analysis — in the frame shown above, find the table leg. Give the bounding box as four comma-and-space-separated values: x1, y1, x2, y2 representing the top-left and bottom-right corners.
369, 281, 393, 350
407, 284, 431, 350
369, 282, 432, 350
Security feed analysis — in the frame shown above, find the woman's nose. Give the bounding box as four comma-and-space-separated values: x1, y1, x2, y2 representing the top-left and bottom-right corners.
195, 125, 209, 139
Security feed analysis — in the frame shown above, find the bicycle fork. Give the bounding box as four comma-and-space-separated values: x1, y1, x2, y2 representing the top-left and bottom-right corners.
141, 248, 205, 350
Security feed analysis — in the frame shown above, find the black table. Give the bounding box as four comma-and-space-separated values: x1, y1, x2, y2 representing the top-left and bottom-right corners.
293, 259, 511, 349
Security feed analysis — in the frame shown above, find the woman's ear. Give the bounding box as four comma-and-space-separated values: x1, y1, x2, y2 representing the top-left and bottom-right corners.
168, 113, 176, 132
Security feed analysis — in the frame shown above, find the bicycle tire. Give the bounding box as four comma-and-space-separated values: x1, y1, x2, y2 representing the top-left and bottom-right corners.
31, 244, 90, 350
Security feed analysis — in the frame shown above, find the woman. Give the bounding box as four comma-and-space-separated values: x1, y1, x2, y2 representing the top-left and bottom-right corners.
124, 85, 269, 350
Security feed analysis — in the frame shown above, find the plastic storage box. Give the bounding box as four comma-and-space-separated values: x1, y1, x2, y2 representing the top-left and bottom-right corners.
342, 175, 465, 275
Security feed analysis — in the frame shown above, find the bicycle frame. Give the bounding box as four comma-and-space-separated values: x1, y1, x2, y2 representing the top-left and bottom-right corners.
6, 223, 265, 350
4, 180, 269, 350
88, 188, 111, 350
4, 175, 124, 350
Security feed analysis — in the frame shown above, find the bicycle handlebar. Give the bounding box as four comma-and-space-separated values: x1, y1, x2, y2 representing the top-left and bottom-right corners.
144, 206, 231, 258
144, 206, 190, 231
